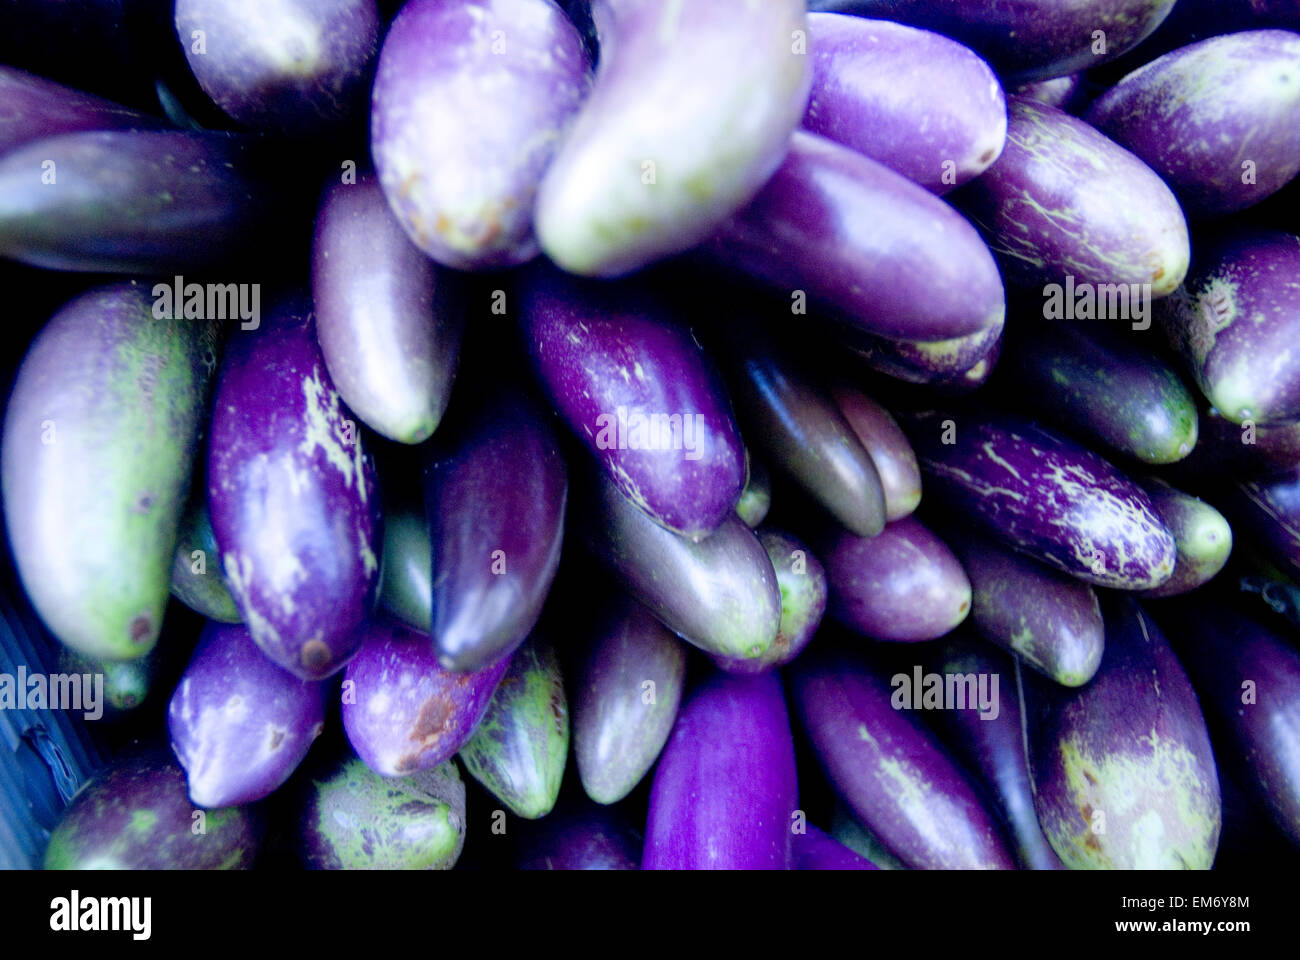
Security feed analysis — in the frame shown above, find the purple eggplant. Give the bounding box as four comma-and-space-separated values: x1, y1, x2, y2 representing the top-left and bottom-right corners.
583, 471, 782, 663
42, 752, 260, 870
1178, 406, 1300, 480
341, 617, 510, 777
168, 621, 327, 808
535, 0, 810, 277
642, 670, 798, 870
829, 804, 906, 869
519, 266, 743, 540
831, 383, 921, 521
1136, 478, 1232, 598
1223, 467, 1300, 583
843, 320, 1003, 388
804, 14, 1006, 193
312, 172, 465, 445
377, 503, 432, 634
794, 823, 879, 870
735, 453, 772, 528
573, 599, 687, 805
371, 0, 589, 270
207, 299, 381, 680
1, 283, 218, 661
170, 486, 242, 624
822, 516, 971, 643
1021, 596, 1221, 869
706, 131, 1005, 344
423, 391, 567, 672
1086, 31, 1300, 218
906, 410, 1177, 590
516, 798, 640, 870
1013, 75, 1086, 113
956, 97, 1189, 296
0, 66, 162, 157
791, 646, 1015, 870
1157, 229, 1300, 425
947, 532, 1104, 688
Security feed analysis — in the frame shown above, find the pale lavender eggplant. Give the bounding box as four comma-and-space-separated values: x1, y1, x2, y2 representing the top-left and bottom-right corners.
1136, 478, 1232, 598
535, 0, 810, 276
706, 131, 1006, 343
371, 0, 589, 269
956, 97, 1189, 296
794, 823, 879, 870
520, 265, 744, 540
168, 621, 327, 808
312, 172, 465, 445
341, 617, 511, 777
207, 300, 381, 680
642, 670, 798, 870
831, 383, 921, 521
1086, 31, 1300, 217
804, 14, 1006, 193
0, 67, 162, 156
822, 516, 971, 642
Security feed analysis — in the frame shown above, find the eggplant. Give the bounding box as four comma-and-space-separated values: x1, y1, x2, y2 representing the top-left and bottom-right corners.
956, 97, 1189, 296
794, 823, 879, 870
371, 0, 589, 270
947, 532, 1104, 688
906, 411, 1177, 590
1020, 596, 1221, 869
1136, 478, 1232, 598
377, 504, 432, 634
170, 486, 242, 624
830, 804, 906, 869
341, 617, 510, 777
0, 130, 284, 273
573, 599, 687, 806
535, 0, 810, 277
1013, 75, 1086, 112
0, 66, 162, 157
735, 454, 771, 528
458, 635, 569, 820
1086, 30, 1300, 218
583, 471, 782, 663
1178, 406, 1300, 479
168, 621, 327, 808
56, 647, 158, 718
804, 14, 1006, 193
790, 646, 1015, 870
822, 516, 971, 643
312, 172, 465, 445
42, 752, 260, 869
1157, 229, 1300, 425
208, 299, 381, 680
516, 801, 640, 870
423, 391, 567, 672
520, 266, 744, 540
831, 383, 921, 521
642, 670, 799, 870
706, 131, 1006, 344
843, 321, 1002, 387
298, 755, 465, 870
1223, 467, 1300, 583
2, 283, 218, 661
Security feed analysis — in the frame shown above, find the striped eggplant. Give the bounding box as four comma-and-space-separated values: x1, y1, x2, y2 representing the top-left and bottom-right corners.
0, 66, 162, 156
1086, 31, 1300, 218
208, 299, 381, 680
1222, 467, 1300, 583
956, 97, 1189, 296
831, 383, 921, 521
573, 599, 687, 806
170, 485, 242, 624
519, 265, 743, 540
1013, 75, 1086, 113
516, 798, 640, 870
423, 391, 567, 672
1136, 478, 1232, 598
843, 320, 1003, 387
535, 0, 810, 277
735, 454, 772, 528
377, 503, 432, 634
804, 14, 1006, 193
168, 621, 328, 808
341, 617, 510, 777
794, 823, 879, 870
2, 283, 218, 661
371, 0, 589, 269
791, 646, 1015, 869
1020, 596, 1221, 869
905, 410, 1177, 590
643, 669, 799, 870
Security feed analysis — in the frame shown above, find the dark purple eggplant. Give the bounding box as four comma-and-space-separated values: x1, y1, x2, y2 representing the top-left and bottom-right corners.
1222, 467, 1300, 583
831, 383, 921, 521
0, 66, 162, 157
794, 823, 879, 870
1136, 478, 1232, 598
1178, 405, 1300, 479
516, 798, 640, 870
842, 320, 1002, 387
377, 503, 432, 634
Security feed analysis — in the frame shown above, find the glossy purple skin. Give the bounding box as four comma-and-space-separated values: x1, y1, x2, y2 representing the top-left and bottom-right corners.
423, 392, 567, 672
371, 0, 589, 270
926, 637, 1065, 870
1086, 31, 1300, 218
956, 97, 1189, 296
312, 172, 465, 445
906, 411, 1177, 590
822, 516, 971, 642
0, 67, 162, 156
804, 14, 1006, 194
1157, 230, 1300, 425
520, 266, 744, 540
574, 599, 687, 805
1021, 596, 1221, 869
516, 802, 640, 870
831, 383, 921, 521
341, 617, 511, 777
207, 302, 381, 680
707, 131, 1006, 343
1013, 75, 1085, 112
794, 823, 879, 870
1224, 467, 1300, 583
642, 670, 798, 870
175, 0, 380, 134
168, 621, 327, 809
791, 648, 1015, 870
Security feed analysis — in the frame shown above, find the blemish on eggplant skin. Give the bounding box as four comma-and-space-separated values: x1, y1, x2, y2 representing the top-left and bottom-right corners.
300, 639, 331, 672
130, 614, 153, 644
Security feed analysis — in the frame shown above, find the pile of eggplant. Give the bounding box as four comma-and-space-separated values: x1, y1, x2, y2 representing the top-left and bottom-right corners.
2, 0, 1299, 871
